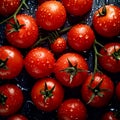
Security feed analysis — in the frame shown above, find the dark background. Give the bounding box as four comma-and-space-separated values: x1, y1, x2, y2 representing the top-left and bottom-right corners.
0, 0, 120, 120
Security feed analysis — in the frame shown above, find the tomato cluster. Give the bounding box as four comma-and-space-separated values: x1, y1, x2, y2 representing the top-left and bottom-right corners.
0, 0, 120, 120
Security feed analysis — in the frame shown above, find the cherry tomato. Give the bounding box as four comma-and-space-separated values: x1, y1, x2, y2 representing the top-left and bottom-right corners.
116, 82, 120, 101
50, 37, 67, 53
36, 1, 66, 31
31, 78, 64, 112
93, 5, 120, 37
67, 24, 95, 51
5, 14, 39, 48
54, 53, 88, 88
0, 46, 24, 80
101, 111, 119, 120
81, 72, 114, 108
38, 0, 56, 5
61, 0, 93, 16
57, 98, 87, 120
24, 47, 55, 79
98, 42, 120, 73
0, 0, 20, 16
7, 114, 28, 120
0, 84, 24, 116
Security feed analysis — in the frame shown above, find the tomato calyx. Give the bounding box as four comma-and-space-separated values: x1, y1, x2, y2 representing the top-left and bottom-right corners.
112, 48, 120, 60
61, 59, 86, 84
40, 82, 55, 102
87, 78, 109, 104
0, 93, 7, 105
7, 20, 25, 33
97, 5, 107, 16
0, 58, 8, 69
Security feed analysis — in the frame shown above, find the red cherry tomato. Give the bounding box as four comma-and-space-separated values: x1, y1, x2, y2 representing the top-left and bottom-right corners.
36, 1, 66, 31
38, 0, 56, 5
0, 0, 20, 16
5, 14, 39, 48
24, 47, 55, 79
61, 0, 93, 16
0, 84, 24, 116
101, 111, 119, 120
98, 42, 120, 73
54, 53, 88, 88
81, 72, 114, 108
7, 114, 28, 120
116, 82, 120, 101
57, 98, 87, 120
93, 5, 120, 37
31, 78, 64, 111
50, 37, 67, 53
0, 46, 24, 80
67, 24, 95, 51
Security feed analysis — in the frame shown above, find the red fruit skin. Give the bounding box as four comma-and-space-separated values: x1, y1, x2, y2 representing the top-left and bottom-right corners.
81, 72, 114, 108
31, 78, 64, 112
50, 37, 67, 53
38, 0, 56, 5
36, 1, 66, 31
0, 84, 24, 116
24, 47, 55, 79
98, 42, 120, 73
0, 46, 24, 80
5, 14, 39, 48
57, 99, 87, 120
0, 0, 20, 16
61, 0, 93, 16
7, 114, 28, 120
101, 111, 118, 120
67, 24, 95, 51
116, 82, 120, 101
93, 5, 120, 37
54, 53, 88, 88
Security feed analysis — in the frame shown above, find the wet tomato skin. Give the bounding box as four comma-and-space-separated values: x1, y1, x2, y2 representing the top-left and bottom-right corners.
116, 82, 120, 101
7, 114, 28, 120
31, 78, 64, 112
61, 0, 93, 16
93, 5, 120, 37
81, 72, 114, 108
54, 53, 88, 88
38, 0, 56, 5
0, 46, 24, 80
67, 24, 95, 51
0, 0, 20, 16
5, 14, 39, 48
24, 47, 55, 79
98, 42, 120, 73
50, 37, 67, 53
101, 111, 118, 120
36, 1, 66, 31
0, 84, 24, 116
57, 98, 87, 120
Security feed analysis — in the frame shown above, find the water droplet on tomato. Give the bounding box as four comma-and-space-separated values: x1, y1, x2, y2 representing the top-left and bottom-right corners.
85, 35, 89, 39
27, 32, 31, 36
79, 35, 83, 38
99, 23, 102, 26
113, 23, 116, 27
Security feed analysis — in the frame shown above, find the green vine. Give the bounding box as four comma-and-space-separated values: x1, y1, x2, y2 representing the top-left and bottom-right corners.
0, 0, 29, 25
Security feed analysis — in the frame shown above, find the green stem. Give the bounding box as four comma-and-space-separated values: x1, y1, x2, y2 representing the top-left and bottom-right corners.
59, 26, 71, 34
93, 43, 99, 73
32, 36, 49, 48
0, 0, 28, 24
